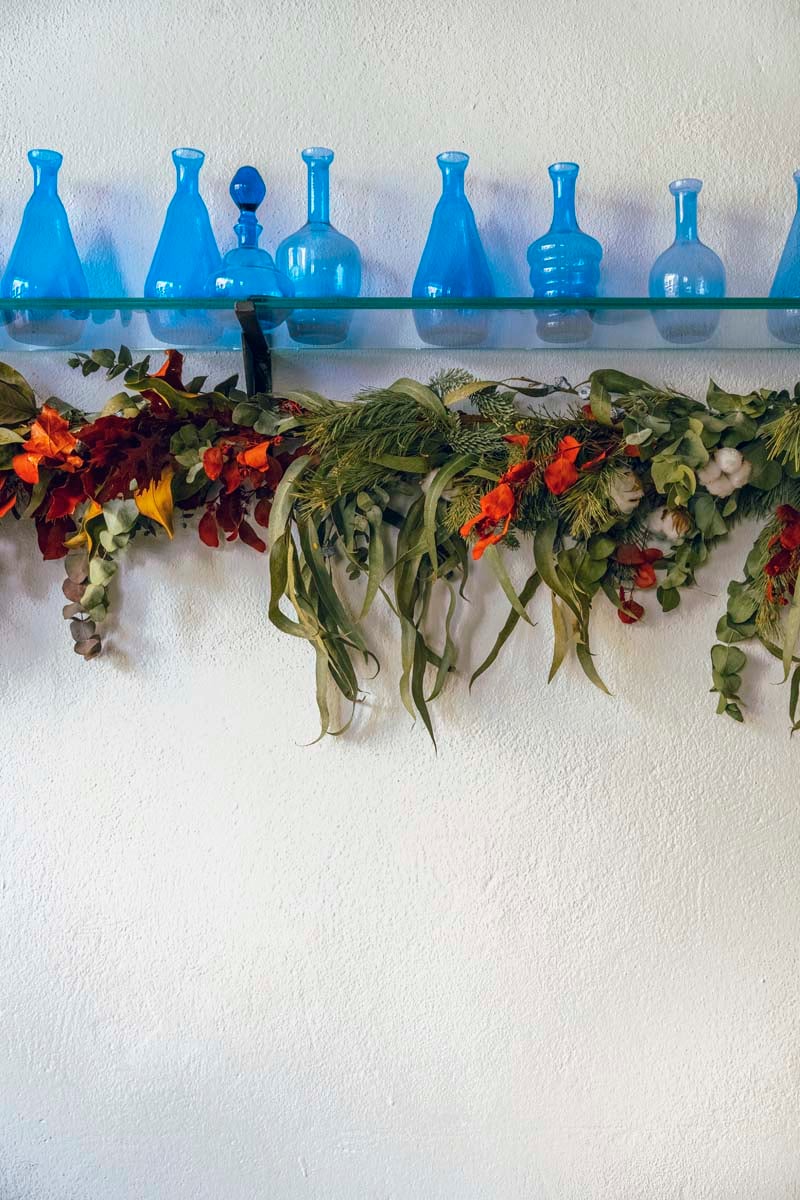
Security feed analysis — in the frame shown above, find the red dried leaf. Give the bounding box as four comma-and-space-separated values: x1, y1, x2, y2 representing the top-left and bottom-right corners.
36, 516, 76, 561
198, 509, 220, 548
239, 519, 267, 553
46, 474, 86, 520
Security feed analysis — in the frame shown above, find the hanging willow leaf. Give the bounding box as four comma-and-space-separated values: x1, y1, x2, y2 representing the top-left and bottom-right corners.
426, 581, 457, 703
576, 640, 612, 695
548, 592, 570, 683
782, 585, 800, 682
482, 543, 534, 626
470, 570, 540, 690
533, 519, 581, 621
423, 453, 474, 574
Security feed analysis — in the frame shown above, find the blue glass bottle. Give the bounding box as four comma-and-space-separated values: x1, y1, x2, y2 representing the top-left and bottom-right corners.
527, 162, 602, 343
412, 151, 495, 348
145, 148, 221, 345
206, 165, 292, 335
649, 178, 725, 344
276, 148, 361, 345
1, 149, 88, 347
768, 170, 800, 344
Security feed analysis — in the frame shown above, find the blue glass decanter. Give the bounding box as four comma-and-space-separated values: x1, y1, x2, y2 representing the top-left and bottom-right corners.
412, 151, 495, 348
145, 148, 221, 345
1, 149, 89, 347
276, 148, 361, 345
648, 178, 725, 344
527, 162, 602, 343
206, 165, 292, 335
768, 170, 800, 344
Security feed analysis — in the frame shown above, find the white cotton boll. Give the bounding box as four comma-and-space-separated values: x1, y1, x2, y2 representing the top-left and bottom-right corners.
707, 474, 736, 497
728, 460, 752, 489
715, 447, 744, 475
698, 459, 723, 485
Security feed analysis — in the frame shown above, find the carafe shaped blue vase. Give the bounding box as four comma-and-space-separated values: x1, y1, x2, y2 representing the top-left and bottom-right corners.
206, 166, 292, 335
649, 178, 725, 344
276, 148, 361, 345
1, 149, 88, 347
145, 148, 221, 345
768, 170, 800, 344
527, 162, 602, 344
412, 152, 495, 348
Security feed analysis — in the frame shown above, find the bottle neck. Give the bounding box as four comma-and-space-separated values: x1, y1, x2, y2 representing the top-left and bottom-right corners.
550, 172, 578, 233
32, 164, 58, 197
235, 213, 261, 249
307, 160, 330, 223
176, 163, 200, 195
440, 164, 465, 200
674, 190, 698, 241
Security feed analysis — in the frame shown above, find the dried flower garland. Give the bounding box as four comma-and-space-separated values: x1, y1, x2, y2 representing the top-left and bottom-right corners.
3, 348, 800, 740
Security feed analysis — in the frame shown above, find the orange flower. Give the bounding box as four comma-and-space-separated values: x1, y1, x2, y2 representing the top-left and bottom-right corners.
460, 482, 515, 559
503, 433, 530, 448
236, 441, 273, 471
12, 406, 82, 484
460, 458, 537, 560
543, 436, 581, 495
202, 446, 224, 480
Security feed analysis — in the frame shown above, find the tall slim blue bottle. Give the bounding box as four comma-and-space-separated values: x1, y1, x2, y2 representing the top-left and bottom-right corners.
276, 148, 361, 345
412, 151, 495, 348
768, 170, 800, 344
527, 162, 602, 343
1, 149, 88, 347
145, 148, 221, 345
649, 178, 725, 344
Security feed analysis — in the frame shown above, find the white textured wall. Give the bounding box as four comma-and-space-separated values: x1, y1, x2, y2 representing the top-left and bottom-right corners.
2, 1, 800, 1197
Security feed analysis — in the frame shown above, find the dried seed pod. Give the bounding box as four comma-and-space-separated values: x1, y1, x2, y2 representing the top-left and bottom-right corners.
64, 551, 89, 582
62, 578, 85, 603
70, 618, 96, 643
73, 636, 101, 658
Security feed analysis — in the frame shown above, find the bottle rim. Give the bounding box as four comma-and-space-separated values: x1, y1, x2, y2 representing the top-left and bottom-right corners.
28, 148, 63, 168
437, 151, 469, 168
302, 147, 334, 164
172, 147, 205, 165
549, 161, 579, 176
669, 177, 703, 194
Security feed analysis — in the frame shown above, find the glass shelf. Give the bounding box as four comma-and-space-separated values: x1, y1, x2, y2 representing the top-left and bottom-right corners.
2, 296, 800, 352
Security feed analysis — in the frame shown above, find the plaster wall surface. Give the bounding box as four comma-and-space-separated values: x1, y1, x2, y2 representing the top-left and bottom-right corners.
1, 1, 799, 1197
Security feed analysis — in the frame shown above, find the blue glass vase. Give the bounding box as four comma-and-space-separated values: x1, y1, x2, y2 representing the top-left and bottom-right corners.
527, 162, 602, 343
276, 148, 361, 345
145, 148, 221, 345
1, 149, 88, 347
206, 165, 292, 336
412, 151, 495, 348
648, 178, 725, 344
768, 170, 800, 344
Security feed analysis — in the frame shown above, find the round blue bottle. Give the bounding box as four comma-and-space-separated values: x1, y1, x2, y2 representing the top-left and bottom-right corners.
276, 148, 361, 345
649, 178, 725, 344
